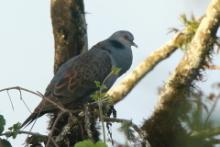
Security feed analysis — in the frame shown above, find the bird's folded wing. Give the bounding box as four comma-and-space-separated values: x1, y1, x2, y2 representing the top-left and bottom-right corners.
44, 48, 113, 107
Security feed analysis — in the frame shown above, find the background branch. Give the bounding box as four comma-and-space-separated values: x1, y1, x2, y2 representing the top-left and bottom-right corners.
191, 127, 220, 139
142, 0, 220, 146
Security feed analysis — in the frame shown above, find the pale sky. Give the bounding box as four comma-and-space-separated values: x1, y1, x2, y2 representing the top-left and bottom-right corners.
1, 0, 218, 146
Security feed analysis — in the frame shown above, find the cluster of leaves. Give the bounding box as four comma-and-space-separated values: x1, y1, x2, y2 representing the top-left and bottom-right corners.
170, 14, 200, 51
0, 114, 22, 147
74, 140, 107, 147
176, 14, 220, 55
91, 81, 108, 102
0, 115, 12, 147
179, 83, 220, 147
189, 85, 220, 130
179, 14, 200, 50
91, 67, 121, 103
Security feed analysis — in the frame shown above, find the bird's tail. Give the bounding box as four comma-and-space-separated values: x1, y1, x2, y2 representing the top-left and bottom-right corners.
21, 102, 46, 128
21, 112, 38, 128
20, 111, 45, 128
21, 100, 52, 128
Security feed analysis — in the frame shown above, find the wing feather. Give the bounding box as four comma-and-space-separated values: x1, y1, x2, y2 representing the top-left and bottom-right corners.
44, 48, 112, 109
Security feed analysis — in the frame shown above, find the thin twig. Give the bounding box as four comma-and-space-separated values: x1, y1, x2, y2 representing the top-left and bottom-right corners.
98, 100, 106, 143
0, 84, 91, 147
0, 130, 62, 147
103, 117, 146, 139
89, 96, 109, 105
206, 65, 220, 70
84, 104, 93, 139
6, 90, 14, 110
18, 89, 31, 113
0, 86, 68, 113
0, 130, 45, 137
204, 94, 220, 126
46, 112, 65, 147
0, 86, 42, 97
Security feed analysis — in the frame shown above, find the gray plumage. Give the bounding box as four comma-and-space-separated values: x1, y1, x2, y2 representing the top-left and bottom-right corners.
21, 30, 137, 127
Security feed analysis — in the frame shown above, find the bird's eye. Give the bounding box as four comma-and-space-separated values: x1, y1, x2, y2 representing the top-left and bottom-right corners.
124, 35, 129, 40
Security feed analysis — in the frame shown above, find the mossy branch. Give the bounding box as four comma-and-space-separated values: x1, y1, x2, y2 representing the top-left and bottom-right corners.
154, 0, 220, 113
142, 0, 220, 146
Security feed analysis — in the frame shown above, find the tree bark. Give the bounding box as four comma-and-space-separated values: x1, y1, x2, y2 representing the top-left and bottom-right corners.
49, 0, 94, 146
51, 0, 88, 74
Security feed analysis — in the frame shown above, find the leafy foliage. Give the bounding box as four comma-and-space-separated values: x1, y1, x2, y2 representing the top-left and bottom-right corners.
0, 115, 12, 147
111, 67, 121, 76
169, 14, 200, 51
0, 138, 12, 147
179, 14, 199, 34
91, 67, 121, 102
0, 115, 6, 134
177, 84, 220, 147
6, 123, 21, 139
74, 140, 107, 147
91, 81, 107, 101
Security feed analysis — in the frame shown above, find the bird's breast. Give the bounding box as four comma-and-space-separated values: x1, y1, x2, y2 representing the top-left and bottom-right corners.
111, 47, 133, 75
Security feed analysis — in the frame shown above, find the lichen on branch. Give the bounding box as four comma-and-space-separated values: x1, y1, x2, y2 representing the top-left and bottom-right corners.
142, 0, 220, 146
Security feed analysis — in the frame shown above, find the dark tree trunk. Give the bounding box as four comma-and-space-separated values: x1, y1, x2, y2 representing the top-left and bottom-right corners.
51, 0, 88, 74
47, 0, 99, 146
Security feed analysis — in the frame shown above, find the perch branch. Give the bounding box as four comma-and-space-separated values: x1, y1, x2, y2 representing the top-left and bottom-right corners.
108, 31, 190, 103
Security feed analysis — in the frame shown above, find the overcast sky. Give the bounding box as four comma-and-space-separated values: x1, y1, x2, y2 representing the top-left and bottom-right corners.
1, 0, 218, 146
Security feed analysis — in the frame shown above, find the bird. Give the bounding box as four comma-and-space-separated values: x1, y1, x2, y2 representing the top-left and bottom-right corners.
21, 30, 137, 128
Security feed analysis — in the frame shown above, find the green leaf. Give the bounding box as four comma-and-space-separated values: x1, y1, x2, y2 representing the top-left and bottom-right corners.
111, 67, 121, 76
91, 91, 99, 101
95, 141, 107, 147
180, 14, 188, 25
0, 138, 12, 147
7, 122, 21, 139
0, 115, 6, 134
178, 14, 200, 51
94, 81, 101, 88
100, 85, 107, 91
74, 140, 107, 147
74, 140, 94, 147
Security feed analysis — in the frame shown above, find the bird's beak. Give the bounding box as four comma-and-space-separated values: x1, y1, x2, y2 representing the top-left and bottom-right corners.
132, 41, 138, 48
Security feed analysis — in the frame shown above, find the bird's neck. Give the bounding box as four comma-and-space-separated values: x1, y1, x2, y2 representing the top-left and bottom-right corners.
94, 40, 133, 75
111, 47, 132, 75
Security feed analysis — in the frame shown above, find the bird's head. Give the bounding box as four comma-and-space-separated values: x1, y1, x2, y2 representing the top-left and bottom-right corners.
109, 30, 138, 48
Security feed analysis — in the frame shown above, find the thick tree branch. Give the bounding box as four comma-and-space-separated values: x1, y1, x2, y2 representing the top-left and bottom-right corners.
142, 0, 220, 146
51, 0, 88, 73
154, 0, 220, 113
